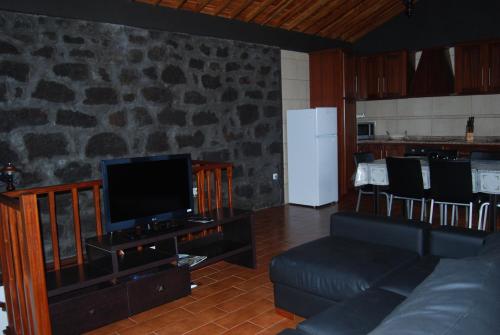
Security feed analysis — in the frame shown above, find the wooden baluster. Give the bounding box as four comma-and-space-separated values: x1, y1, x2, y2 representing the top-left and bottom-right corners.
0, 204, 25, 334
48, 192, 61, 270
215, 168, 223, 209
71, 188, 84, 265
196, 170, 205, 214
16, 208, 35, 333
206, 169, 212, 211
19, 194, 52, 334
93, 185, 103, 236
227, 166, 233, 208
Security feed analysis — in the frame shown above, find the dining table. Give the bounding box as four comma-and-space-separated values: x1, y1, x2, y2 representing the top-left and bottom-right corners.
354, 158, 500, 231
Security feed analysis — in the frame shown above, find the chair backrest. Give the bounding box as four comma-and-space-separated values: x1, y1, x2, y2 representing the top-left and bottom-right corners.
428, 149, 458, 160
429, 158, 473, 203
470, 151, 500, 161
354, 152, 375, 166
386, 157, 425, 198
405, 146, 439, 157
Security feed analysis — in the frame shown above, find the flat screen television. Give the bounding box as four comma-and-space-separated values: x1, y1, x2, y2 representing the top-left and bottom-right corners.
101, 154, 193, 233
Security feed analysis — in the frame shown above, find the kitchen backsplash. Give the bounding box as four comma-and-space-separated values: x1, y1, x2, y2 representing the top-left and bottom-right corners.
357, 94, 500, 137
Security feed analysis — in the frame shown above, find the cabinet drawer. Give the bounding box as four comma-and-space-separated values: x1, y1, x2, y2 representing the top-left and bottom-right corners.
127, 266, 190, 315
50, 284, 128, 335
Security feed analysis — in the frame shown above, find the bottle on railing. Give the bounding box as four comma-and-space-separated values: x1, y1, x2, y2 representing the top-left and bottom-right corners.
465, 116, 474, 143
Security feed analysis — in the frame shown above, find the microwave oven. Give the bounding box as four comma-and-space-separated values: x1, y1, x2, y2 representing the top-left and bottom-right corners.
357, 121, 375, 139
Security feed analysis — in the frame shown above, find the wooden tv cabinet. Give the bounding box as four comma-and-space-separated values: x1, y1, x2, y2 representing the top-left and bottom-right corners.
47, 208, 255, 335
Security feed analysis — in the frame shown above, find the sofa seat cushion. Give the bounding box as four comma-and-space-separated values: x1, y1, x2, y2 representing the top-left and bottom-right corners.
479, 231, 500, 256
369, 255, 500, 335
270, 236, 419, 301
376, 255, 440, 297
296, 288, 405, 335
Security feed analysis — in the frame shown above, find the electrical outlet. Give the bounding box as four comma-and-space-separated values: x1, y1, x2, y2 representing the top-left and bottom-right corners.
193, 187, 198, 197
272, 173, 279, 181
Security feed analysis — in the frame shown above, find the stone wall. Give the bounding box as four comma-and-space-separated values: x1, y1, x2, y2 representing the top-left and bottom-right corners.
0, 11, 283, 258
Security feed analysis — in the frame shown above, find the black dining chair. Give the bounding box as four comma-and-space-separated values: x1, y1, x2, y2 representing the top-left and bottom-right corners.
428, 149, 458, 160
471, 151, 500, 230
428, 158, 475, 228
386, 157, 427, 220
470, 151, 500, 161
354, 152, 390, 213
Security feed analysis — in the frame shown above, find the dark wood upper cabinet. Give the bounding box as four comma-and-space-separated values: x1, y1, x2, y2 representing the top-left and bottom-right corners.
455, 43, 484, 94
488, 41, 500, 92
455, 40, 500, 94
358, 51, 408, 99
383, 52, 408, 97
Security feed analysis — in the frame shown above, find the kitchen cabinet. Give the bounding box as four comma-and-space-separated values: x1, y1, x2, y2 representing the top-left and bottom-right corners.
309, 49, 358, 198
357, 141, 500, 160
455, 40, 500, 94
358, 51, 408, 99
357, 142, 405, 159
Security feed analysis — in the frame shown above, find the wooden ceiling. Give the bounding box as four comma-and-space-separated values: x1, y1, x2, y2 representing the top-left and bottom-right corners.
134, 0, 407, 43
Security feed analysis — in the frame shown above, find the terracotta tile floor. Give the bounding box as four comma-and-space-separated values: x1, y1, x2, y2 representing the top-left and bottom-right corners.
85, 204, 339, 335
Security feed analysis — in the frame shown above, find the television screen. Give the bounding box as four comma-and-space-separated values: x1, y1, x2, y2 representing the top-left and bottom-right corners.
101, 154, 193, 233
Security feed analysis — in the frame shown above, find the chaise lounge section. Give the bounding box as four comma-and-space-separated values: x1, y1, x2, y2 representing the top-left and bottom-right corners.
270, 212, 500, 335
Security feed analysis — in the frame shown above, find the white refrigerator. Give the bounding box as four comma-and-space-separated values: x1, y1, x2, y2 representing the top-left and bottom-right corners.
287, 107, 338, 206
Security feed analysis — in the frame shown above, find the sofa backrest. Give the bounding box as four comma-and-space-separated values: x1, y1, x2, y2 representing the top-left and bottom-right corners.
429, 226, 489, 258
368, 253, 500, 335
330, 212, 429, 256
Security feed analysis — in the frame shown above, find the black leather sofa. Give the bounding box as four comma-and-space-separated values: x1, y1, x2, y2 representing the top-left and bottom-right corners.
270, 212, 500, 335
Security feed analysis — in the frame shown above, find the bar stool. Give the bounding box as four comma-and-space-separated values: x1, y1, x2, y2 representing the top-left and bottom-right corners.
354, 152, 390, 214
428, 159, 474, 228
386, 157, 427, 220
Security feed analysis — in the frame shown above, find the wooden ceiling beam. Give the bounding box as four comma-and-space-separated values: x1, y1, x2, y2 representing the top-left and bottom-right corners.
242, 0, 276, 23
281, 0, 330, 31
272, 0, 315, 28
175, 0, 188, 9
214, 0, 232, 16
295, 0, 345, 32
195, 0, 213, 12
338, 0, 398, 40
306, 0, 363, 36
319, 0, 383, 38
261, 0, 295, 25
348, 2, 406, 42
229, 0, 255, 19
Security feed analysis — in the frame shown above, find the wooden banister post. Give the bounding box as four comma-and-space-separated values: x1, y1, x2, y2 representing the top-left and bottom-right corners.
19, 194, 52, 334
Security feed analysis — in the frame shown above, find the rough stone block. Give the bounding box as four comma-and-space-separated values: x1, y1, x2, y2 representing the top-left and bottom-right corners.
24, 133, 69, 159
56, 109, 97, 128
84, 87, 118, 105
85, 132, 128, 157
0, 60, 29, 82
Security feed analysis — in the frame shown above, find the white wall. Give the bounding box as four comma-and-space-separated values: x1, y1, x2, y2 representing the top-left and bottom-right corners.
281, 50, 310, 203
357, 94, 500, 137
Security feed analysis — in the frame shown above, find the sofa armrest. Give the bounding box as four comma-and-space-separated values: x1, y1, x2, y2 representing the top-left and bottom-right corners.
430, 226, 489, 258
330, 212, 429, 256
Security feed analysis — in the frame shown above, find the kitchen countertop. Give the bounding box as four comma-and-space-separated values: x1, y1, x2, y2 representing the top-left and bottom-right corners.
358, 136, 500, 145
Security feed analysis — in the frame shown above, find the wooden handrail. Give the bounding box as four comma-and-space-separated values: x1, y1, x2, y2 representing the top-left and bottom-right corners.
4, 180, 102, 197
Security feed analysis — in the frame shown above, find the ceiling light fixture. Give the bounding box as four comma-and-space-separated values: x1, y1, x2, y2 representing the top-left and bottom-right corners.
403, 0, 415, 17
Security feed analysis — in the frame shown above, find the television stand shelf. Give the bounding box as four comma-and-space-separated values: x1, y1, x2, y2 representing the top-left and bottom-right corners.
47, 208, 255, 335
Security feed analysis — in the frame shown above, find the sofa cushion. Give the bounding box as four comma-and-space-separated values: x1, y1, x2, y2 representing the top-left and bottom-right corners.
297, 288, 405, 335
369, 254, 500, 335
430, 226, 488, 258
479, 231, 500, 256
331, 213, 429, 256
376, 255, 440, 297
270, 236, 419, 301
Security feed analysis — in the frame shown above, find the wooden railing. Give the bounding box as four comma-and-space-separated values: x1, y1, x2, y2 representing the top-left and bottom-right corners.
192, 160, 233, 213
6, 180, 104, 270
0, 160, 233, 334
0, 193, 51, 334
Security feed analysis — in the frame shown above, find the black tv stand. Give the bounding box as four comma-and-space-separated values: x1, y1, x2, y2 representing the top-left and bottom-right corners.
47, 208, 255, 335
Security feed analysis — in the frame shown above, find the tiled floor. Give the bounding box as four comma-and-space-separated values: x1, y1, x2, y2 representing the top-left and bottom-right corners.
86, 204, 339, 335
